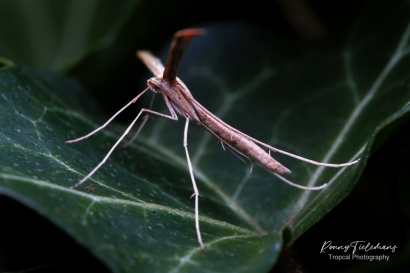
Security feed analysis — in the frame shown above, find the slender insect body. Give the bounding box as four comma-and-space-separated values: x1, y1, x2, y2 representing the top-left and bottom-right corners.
147, 75, 290, 176
194, 105, 291, 175
147, 75, 291, 176
148, 77, 200, 123
66, 29, 359, 251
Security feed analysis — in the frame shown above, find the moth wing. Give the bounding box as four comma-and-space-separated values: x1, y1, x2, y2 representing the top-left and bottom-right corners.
163, 29, 206, 82
136, 50, 165, 77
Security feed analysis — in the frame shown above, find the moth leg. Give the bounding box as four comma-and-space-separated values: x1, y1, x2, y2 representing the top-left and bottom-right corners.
122, 93, 157, 148
66, 88, 149, 144
70, 97, 178, 189
272, 172, 327, 190
183, 118, 206, 251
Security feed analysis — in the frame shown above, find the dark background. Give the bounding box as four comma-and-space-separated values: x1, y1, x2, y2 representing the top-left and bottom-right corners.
1, 0, 409, 272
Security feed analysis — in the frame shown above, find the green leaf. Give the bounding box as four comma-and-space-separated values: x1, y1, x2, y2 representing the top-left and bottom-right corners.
1, 2, 410, 273
0, 66, 280, 272
0, 0, 141, 71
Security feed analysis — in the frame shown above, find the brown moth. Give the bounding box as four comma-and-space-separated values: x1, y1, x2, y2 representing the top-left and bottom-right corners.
66, 29, 359, 251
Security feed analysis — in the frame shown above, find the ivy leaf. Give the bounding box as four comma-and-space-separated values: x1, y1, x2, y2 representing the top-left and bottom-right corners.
0, 0, 140, 71
1, 2, 410, 272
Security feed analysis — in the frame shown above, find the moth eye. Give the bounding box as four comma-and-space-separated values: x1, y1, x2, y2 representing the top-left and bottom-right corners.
147, 79, 160, 92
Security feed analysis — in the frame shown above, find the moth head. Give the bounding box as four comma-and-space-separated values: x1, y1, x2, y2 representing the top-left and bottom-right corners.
147, 77, 162, 93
